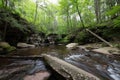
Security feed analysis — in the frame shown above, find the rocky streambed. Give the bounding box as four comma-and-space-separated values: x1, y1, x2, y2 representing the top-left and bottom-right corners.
0, 45, 120, 80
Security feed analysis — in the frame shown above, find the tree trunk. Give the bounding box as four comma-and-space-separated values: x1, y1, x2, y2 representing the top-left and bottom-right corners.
34, 0, 38, 24
5, 0, 8, 7
94, 0, 101, 23
74, 0, 85, 28
66, 5, 70, 32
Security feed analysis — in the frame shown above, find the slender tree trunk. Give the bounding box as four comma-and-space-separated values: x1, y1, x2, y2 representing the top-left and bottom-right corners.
68, 14, 73, 30
5, 0, 8, 7
34, 0, 38, 24
94, 0, 101, 23
66, 5, 70, 32
74, 0, 85, 28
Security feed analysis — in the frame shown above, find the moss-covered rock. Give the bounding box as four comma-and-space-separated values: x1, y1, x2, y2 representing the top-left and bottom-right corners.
0, 42, 16, 54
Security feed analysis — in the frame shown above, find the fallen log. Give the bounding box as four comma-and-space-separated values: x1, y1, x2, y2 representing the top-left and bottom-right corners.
42, 54, 101, 80
86, 29, 113, 47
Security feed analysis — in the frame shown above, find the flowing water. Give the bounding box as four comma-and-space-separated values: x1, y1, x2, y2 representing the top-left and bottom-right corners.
0, 45, 120, 80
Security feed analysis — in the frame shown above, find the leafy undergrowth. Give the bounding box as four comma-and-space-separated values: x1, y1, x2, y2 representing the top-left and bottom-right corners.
0, 8, 37, 45
60, 24, 120, 45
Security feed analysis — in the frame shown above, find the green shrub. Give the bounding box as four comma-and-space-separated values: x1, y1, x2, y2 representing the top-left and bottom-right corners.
58, 36, 70, 44
74, 30, 92, 44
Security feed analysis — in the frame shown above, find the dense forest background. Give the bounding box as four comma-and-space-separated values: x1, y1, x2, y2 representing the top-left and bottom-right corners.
0, 0, 120, 46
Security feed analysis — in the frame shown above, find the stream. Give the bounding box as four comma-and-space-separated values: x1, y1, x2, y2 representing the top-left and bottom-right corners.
0, 45, 120, 80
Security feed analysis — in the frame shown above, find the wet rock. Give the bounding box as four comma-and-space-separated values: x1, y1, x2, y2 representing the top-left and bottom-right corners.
27, 34, 46, 46
0, 42, 16, 53
78, 46, 90, 52
66, 43, 78, 49
28, 60, 47, 74
0, 65, 31, 80
17, 42, 35, 48
46, 33, 58, 45
92, 47, 120, 55
0, 42, 11, 48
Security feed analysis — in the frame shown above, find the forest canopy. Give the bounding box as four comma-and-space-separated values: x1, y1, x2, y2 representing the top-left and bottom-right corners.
0, 0, 120, 45
0, 0, 120, 34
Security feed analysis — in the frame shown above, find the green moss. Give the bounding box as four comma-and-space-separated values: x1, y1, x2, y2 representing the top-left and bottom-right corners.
6, 46, 16, 52
0, 42, 16, 54
58, 36, 70, 44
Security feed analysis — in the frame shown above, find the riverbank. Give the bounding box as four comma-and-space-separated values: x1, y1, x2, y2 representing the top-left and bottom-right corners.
78, 42, 120, 55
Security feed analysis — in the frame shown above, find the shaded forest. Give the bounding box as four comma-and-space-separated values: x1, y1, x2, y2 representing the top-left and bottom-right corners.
0, 0, 120, 47
0, 1, 120, 80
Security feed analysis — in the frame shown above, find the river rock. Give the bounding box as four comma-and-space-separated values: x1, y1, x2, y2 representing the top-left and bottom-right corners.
0, 42, 16, 53
17, 43, 35, 48
92, 47, 120, 55
66, 43, 78, 49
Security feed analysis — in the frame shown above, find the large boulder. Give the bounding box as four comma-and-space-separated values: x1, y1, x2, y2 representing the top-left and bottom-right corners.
17, 42, 35, 48
66, 43, 78, 49
0, 42, 16, 54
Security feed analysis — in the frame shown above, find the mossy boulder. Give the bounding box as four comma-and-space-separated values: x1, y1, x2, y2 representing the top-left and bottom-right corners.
0, 42, 16, 54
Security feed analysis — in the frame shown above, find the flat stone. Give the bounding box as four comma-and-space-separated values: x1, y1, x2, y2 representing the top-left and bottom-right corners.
92, 47, 120, 55
17, 43, 35, 48
0, 42, 11, 48
66, 43, 78, 49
